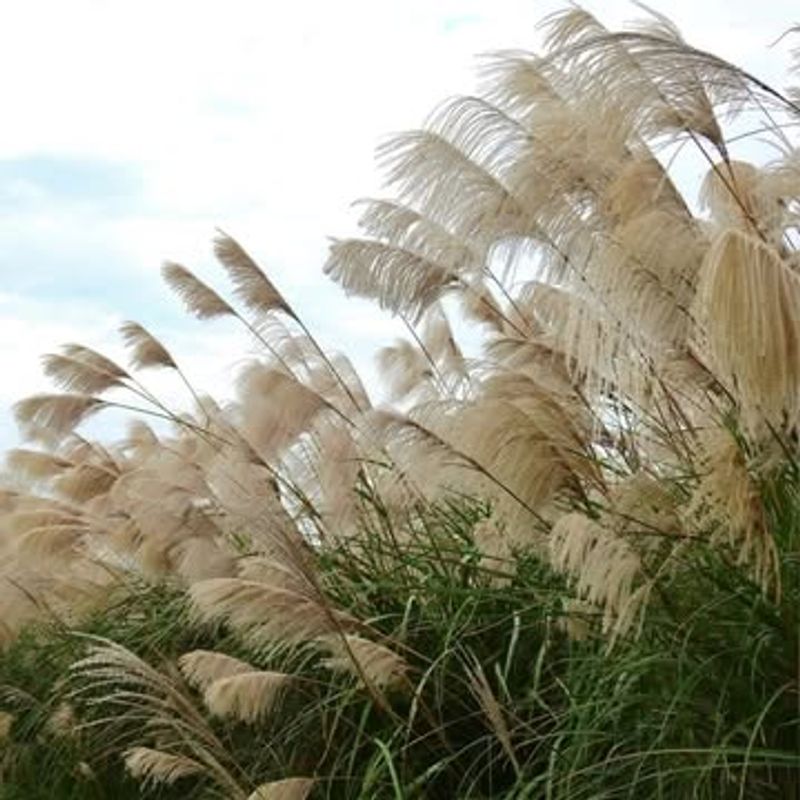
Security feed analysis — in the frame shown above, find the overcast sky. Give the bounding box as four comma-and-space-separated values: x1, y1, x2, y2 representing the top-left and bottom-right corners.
0, 0, 795, 452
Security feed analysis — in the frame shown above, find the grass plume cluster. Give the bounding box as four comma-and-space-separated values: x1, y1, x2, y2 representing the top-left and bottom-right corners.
0, 7, 799, 798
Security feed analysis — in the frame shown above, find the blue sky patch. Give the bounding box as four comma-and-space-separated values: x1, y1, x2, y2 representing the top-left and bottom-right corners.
0, 156, 142, 214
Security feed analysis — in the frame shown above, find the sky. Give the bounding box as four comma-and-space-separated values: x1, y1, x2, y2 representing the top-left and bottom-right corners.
0, 0, 795, 453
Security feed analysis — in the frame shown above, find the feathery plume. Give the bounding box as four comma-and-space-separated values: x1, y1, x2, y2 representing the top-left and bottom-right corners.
178, 649, 255, 690
119, 321, 177, 369
465, 658, 519, 773
60, 344, 130, 380
203, 670, 292, 723
16, 522, 87, 560
355, 197, 479, 270
540, 6, 725, 148
248, 778, 316, 800
0, 711, 14, 742
376, 130, 524, 240
123, 747, 205, 787
236, 557, 311, 594
120, 419, 161, 457
686, 428, 778, 590
5, 448, 71, 481
603, 156, 689, 225
189, 578, 346, 645
162, 261, 236, 319
549, 512, 644, 639
42, 345, 129, 395
52, 461, 118, 503
237, 364, 331, 459
172, 536, 237, 581
14, 394, 107, 439
325, 238, 458, 322
46, 702, 77, 738
376, 339, 436, 402
318, 634, 408, 689
214, 232, 295, 318
694, 228, 800, 431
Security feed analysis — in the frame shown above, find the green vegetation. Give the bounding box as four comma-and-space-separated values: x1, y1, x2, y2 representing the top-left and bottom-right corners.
2, 495, 797, 798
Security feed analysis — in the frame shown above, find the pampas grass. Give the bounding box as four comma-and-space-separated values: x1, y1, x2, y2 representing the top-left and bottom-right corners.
119, 321, 178, 370
248, 778, 315, 800
188, 578, 347, 646
1, 6, 799, 799
123, 747, 205, 787
214, 232, 295, 319
162, 261, 236, 320
317, 634, 407, 690
178, 649, 256, 690
202, 670, 292, 723
14, 394, 107, 439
